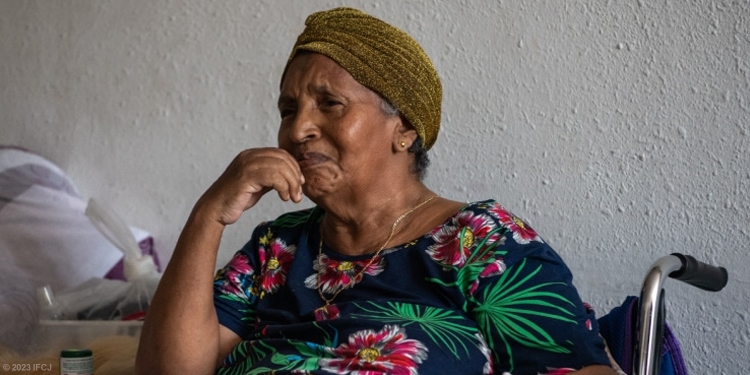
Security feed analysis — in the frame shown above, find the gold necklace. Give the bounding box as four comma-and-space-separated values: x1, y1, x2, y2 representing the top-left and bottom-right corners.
314, 194, 438, 319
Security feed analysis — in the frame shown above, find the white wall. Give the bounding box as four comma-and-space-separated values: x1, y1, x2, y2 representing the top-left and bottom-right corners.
1, 0, 747, 372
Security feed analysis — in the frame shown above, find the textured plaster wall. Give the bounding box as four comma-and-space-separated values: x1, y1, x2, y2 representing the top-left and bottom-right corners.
1, 0, 748, 372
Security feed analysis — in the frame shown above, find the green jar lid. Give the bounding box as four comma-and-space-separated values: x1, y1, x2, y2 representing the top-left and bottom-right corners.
60, 349, 92, 358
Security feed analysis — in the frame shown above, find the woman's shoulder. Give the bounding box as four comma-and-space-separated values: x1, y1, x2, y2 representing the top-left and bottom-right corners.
461, 199, 515, 214
458, 198, 546, 246
446, 199, 571, 275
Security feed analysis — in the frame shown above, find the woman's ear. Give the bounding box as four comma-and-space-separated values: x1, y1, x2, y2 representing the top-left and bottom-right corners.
392, 117, 419, 151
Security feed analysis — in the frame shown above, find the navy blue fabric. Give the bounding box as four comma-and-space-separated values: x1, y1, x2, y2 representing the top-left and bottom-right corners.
213, 200, 611, 374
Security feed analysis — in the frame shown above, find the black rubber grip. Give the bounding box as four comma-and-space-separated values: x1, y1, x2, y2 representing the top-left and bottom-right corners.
668, 253, 729, 292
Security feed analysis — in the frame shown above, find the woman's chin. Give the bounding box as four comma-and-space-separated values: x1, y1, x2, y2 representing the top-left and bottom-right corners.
301, 173, 340, 202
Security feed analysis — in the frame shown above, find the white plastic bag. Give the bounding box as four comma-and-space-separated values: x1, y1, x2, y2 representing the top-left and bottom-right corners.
56, 199, 161, 320
56, 277, 158, 320
85, 198, 160, 282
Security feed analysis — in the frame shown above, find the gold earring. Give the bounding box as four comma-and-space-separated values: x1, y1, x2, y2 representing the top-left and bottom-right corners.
400, 140, 406, 148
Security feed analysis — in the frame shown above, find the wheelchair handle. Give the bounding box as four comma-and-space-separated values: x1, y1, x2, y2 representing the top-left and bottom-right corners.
634, 253, 729, 375
668, 252, 728, 292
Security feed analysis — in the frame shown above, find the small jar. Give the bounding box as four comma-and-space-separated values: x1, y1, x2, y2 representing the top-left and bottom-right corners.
59, 349, 93, 375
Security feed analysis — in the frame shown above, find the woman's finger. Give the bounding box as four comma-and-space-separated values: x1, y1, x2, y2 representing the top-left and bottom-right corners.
201, 148, 305, 224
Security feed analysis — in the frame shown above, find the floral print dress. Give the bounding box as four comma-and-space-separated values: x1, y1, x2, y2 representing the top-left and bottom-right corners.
213, 200, 610, 375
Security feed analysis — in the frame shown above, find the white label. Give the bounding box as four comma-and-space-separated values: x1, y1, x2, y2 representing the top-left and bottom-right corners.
60, 356, 93, 375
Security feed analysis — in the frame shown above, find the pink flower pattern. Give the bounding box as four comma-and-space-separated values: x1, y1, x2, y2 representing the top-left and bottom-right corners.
425, 211, 502, 269
319, 325, 428, 375
215, 252, 254, 299
488, 204, 543, 244
305, 254, 385, 295
257, 237, 296, 294
469, 257, 508, 296
314, 303, 341, 321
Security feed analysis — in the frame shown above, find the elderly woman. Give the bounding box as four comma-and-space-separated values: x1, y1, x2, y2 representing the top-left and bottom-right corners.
136, 7, 618, 375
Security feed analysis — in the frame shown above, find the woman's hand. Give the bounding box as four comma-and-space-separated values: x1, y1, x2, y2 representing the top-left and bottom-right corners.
195, 148, 305, 226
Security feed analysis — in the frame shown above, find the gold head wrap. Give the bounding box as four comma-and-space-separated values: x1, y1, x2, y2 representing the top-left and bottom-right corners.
281, 7, 442, 150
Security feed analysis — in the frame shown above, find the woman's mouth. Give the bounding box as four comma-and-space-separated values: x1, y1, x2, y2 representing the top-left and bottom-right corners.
296, 152, 329, 169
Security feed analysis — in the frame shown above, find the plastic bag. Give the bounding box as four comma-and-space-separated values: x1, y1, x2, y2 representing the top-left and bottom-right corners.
56, 277, 158, 320
56, 199, 161, 320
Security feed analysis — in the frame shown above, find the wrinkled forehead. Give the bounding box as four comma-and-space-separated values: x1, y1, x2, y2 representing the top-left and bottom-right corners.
281, 53, 344, 86
278, 53, 379, 106
280, 53, 361, 92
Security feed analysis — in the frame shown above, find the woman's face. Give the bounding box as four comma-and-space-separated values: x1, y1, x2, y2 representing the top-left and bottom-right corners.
277, 53, 403, 200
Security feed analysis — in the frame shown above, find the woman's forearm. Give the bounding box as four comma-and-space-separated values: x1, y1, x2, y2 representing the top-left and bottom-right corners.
134, 148, 300, 374
135, 209, 226, 375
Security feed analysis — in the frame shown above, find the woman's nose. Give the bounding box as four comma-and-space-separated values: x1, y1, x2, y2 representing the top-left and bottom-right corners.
287, 106, 321, 144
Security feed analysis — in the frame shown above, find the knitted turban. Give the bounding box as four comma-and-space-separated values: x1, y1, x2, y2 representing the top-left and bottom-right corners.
281, 7, 442, 150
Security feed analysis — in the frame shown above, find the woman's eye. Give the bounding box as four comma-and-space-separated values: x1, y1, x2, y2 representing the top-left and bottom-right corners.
279, 108, 295, 118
